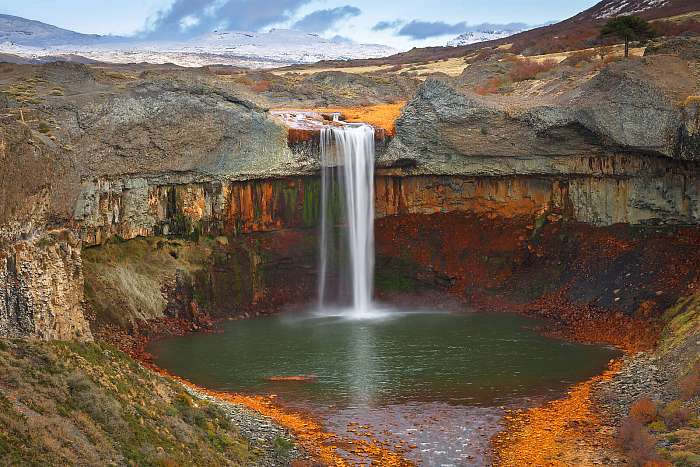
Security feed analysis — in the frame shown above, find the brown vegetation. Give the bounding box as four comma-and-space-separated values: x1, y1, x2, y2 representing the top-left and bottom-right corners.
630, 397, 659, 424
250, 79, 271, 93
508, 58, 558, 82
475, 76, 505, 95
617, 416, 664, 466
653, 19, 700, 37
679, 361, 700, 400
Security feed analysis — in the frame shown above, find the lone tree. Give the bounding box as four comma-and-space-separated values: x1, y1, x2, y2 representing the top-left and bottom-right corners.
600, 16, 655, 58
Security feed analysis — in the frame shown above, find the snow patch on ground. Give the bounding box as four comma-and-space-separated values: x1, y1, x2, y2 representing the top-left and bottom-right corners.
447, 30, 523, 47
594, 0, 670, 19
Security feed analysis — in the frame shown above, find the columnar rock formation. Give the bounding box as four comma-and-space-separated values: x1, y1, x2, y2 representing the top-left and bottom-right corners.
0, 230, 91, 340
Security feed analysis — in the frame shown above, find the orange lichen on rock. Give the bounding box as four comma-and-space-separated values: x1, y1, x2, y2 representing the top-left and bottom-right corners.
314, 102, 406, 136
494, 361, 625, 466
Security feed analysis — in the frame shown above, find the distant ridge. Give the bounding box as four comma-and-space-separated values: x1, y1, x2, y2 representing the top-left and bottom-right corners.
0, 15, 395, 68
0, 14, 120, 47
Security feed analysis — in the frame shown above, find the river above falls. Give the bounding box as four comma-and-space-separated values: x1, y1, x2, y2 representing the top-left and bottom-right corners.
149, 310, 620, 465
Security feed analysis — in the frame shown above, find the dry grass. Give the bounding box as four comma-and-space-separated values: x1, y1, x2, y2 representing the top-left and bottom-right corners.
272, 56, 468, 80
0, 340, 256, 466
271, 64, 395, 76
657, 11, 700, 23
526, 44, 644, 64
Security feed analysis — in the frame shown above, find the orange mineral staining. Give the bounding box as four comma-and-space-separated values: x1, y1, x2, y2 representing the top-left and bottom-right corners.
265, 375, 318, 382
493, 360, 624, 466
149, 366, 413, 466
312, 102, 406, 137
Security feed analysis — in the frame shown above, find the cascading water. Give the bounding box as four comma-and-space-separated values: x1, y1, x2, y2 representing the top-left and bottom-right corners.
318, 123, 376, 316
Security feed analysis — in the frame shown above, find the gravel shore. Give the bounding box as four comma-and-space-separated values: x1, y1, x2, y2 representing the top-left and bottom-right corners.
184, 386, 312, 466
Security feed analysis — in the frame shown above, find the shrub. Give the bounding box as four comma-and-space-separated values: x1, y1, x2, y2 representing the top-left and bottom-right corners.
475, 76, 505, 95
661, 400, 690, 429
466, 48, 497, 64
273, 437, 294, 457
508, 58, 558, 82
670, 451, 700, 465
679, 361, 700, 400
630, 397, 658, 424
617, 417, 661, 466
250, 80, 271, 92
37, 121, 51, 134
67, 372, 127, 434
648, 420, 667, 432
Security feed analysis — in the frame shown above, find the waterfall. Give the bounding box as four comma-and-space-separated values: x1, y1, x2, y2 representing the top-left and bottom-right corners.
318, 124, 376, 315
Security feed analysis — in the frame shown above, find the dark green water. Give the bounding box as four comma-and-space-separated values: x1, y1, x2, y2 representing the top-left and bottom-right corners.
149, 311, 619, 407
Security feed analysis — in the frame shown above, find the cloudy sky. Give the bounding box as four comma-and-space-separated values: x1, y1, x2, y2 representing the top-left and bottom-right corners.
1, 0, 599, 50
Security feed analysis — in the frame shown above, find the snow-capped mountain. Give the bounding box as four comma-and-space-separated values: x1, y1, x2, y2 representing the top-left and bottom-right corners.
0, 16, 395, 68
0, 14, 121, 47
174, 29, 395, 64
447, 29, 524, 47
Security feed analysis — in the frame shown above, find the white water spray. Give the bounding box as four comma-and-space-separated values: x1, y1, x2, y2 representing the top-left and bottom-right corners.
318, 124, 376, 316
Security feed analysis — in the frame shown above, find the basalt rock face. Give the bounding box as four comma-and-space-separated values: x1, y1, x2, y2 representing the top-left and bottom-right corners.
376, 172, 700, 226
0, 119, 90, 340
378, 53, 700, 225
382, 55, 699, 170
0, 63, 319, 339
74, 177, 322, 246
0, 230, 91, 340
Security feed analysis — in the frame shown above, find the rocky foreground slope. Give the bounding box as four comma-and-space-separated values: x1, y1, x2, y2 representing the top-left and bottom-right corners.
0, 339, 302, 465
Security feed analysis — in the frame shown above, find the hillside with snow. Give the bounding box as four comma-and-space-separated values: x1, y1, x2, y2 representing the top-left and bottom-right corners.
447, 29, 524, 47
0, 16, 395, 68
0, 14, 119, 47
572, 0, 684, 21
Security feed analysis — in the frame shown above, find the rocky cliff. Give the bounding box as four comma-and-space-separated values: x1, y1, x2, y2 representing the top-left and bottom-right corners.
0, 230, 90, 340
0, 63, 319, 339
0, 39, 699, 340
378, 46, 700, 225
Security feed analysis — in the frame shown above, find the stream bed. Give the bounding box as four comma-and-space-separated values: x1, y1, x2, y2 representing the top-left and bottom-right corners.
149, 310, 620, 465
